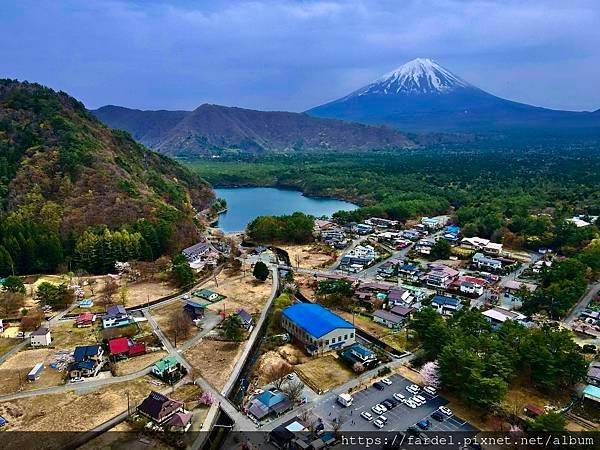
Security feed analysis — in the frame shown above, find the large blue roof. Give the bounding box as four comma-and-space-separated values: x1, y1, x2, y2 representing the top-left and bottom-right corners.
282, 303, 354, 338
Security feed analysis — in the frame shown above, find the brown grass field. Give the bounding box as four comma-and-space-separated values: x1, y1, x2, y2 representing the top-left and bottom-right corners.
295, 354, 354, 393
183, 339, 244, 391
203, 271, 272, 316
280, 244, 338, 270
113, 351, 168, 376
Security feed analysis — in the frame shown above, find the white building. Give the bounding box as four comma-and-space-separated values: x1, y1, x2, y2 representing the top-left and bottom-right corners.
281, 303, 355, 355
30, 327, 52, 347
482, 307, 529, 330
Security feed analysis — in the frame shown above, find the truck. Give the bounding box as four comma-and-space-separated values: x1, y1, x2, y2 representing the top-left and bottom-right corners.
337, 393, 353, 407
28, 362, 44, 381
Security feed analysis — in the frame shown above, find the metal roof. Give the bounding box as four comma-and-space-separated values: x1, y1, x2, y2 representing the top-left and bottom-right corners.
282, 303, 353, 338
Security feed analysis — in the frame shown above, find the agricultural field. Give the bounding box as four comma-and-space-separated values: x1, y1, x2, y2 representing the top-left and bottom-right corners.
113, 350, 168, 376
124, 280, 179, 308
0, 348, 65, 395
0, 337, 18, 355
202, 271, 272, 316
295, 354, 354, 394
280, 244, 338, 269
50, 321, 102, 349
183, 339, 244, 391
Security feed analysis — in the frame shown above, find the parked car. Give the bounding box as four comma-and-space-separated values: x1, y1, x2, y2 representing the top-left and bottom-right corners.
439, 406, 453, 416
393, 393, 406, 402
381, 377, 392, 385
373, 382, 385, 390
378, 403, 388, 412
382, 400, 394, 410
411, 396, 424, 406
424, 386, 437, 395
373, 419, 385, 429
406, 426, 419, 436
405, 400, 417, 409
406, 384, 420, 394
431, 411, 445, 422
0, 416, 7, 427
378, 415, 388, 424
416, 419, 431, 430
371, 405, 385, 415
386, 397, 399, 408
415, 394, 426, 404
361, 411, 373, 421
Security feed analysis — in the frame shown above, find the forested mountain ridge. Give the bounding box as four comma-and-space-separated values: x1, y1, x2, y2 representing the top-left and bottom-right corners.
92, 103, 416, 156
0, 79, 214, 275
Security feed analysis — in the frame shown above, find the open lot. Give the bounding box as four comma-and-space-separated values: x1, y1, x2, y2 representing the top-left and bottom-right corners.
312, 373, 478, 434
0, 348, 66, 395
113, 350, 168, 376
203, 271, 272, 316
125, 280, 179, 308
281, 244, 338, 270
80, 421, 174, 450
183, 338, 244, 391
295, 354, 355, 394
0, 336, 18, 355
50, 321, 101, 350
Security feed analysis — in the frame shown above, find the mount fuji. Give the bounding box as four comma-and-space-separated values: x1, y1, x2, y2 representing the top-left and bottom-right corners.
307, 58, 600, 134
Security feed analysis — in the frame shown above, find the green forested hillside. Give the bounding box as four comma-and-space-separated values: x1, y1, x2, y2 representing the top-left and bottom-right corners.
0, 79, 213, 275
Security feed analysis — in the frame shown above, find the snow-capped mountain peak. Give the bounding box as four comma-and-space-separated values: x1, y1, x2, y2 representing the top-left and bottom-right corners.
358, 58, 470, 96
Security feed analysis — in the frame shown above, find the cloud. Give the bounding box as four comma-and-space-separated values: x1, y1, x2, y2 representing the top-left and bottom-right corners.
1, 0, 599, 111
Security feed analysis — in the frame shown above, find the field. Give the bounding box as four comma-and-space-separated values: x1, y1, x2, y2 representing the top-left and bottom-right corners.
50, 321, 101, 350
80, 421, 173, 450
151, 301, 194, 346
252, 344, 310, 387
0, 337, 18, 355
125, 280, 179, 307
202, 271, 272, 316
335, 309, 412, 352
183, 339, 244, 391
0, 348, 65, 395
0, 376, 158, 447
281, 244, 338, 269
295, 354, 354, 393
113, 351, 168, 376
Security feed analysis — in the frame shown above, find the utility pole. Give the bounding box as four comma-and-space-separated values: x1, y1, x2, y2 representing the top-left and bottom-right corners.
126, 391, 130, 418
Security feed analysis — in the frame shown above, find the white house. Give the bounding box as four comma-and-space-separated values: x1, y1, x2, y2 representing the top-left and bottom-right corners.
426, 265, 459, 289
472, 253, 502, 271
431, 295, 462, 316
281, 303, 355, 355
482, 307, 528, 330
30, 327, 52, 347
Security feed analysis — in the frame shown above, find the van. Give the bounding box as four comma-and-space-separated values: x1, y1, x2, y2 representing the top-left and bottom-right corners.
337, 393, 353, 407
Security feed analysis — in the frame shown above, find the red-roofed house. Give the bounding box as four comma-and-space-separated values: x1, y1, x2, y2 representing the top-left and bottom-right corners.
129, 342, 146, 357
76, 313, 96, 328
458, 276, 487, 296
108, 337, 130, 357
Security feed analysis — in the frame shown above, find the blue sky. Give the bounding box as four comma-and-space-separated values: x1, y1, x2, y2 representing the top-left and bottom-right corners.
1, 0, 599, 112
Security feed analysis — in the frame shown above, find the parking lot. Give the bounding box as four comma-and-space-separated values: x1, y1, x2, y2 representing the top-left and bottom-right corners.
312, 373, 478, 433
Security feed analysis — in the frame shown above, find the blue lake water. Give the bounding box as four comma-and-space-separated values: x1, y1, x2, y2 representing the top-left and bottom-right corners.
214, 187, 358, 233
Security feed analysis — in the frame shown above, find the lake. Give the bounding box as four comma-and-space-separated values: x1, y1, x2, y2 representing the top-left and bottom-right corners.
214, 187, 358, 233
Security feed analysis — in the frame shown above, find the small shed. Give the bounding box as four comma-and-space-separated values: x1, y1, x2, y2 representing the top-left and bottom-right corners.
28, 362, 44, 381
523, 403, 544, 418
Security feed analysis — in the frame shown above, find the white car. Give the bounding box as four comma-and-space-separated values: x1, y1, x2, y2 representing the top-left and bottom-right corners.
439, 406, 453, 416
424, 386, 437, 395
393, 393, 406, 402
373, 419, 385, 429
361, 411, 373, 421
377, 403, 388, 412
406, 384, 420, 394
371, 405, 385, 415
381, 377, 392, 386
415, 395, 427, 404
411, 396, 424, 406
405, 400, 417, 409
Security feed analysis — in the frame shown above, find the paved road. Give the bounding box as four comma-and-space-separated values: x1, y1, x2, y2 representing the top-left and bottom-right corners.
563, 282, 600, 327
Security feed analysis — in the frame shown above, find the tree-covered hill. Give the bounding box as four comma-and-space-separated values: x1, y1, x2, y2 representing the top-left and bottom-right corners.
0, 79, 214, 275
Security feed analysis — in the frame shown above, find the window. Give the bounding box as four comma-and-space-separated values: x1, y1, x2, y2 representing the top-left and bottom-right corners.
350, 333, 354, 339
325, 340, 329, 345
338, 336, 342, 342
344, 335, 347, 340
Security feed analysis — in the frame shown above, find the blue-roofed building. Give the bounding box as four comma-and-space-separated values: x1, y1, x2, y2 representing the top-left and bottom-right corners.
247, 389, 293, 421
583, 384, 600, 405
340, 343, 378, 369
281, 303, 355, 355
431, 295, 463, 316
68, 344, 105, 379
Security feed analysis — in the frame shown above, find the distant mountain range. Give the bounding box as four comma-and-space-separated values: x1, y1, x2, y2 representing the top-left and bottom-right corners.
307, 58, 600, 133
92, 104, 416, 157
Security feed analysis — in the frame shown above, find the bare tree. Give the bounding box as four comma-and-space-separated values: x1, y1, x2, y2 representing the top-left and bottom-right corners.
99, 278, 119, 306
332, 414, 346, 437
282, 378, 305, 403
168, 309, 193, 347
352, 362, 365, 374
265, 363, 291, 390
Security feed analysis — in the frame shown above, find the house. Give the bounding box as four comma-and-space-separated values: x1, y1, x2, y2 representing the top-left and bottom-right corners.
503, 280, 537, 303
390, 305, 415, 321
28, 362, 44, 381
431, 295, 462, 316
524, 404, 545, 418
461, 236, 490, 251
30, 327, 52, 347
269, 416, 309, 449
68, 345, 105, 379
129, 342, 147, 357
398, 263, 422, 282
373, 310, 404, 329
281, 303, 355, 355
194, 288, 220, 302
76, 313, 96, 328
102, 305, 131, 329
485, 242, 503, 255
482, 307, 529, 330
421, 216, 449, 230
183, 301, 206, 321
387, 287, 411, 306
472, 252, 502, 271
137, 391, 184, 425
567, 215, 598, 228
78, 298, 94, 308
426, 265, 459, 289
181, 242, 210, 262
458, 276, 487, 296
108, 337, 130, 358
152, 355, 180, 379
340, 343, 378, 369
587, 361, 600, 386
236, 308, 253, 330
247, 389, 293, 421
532, 259, 552, 274
354, 223, 373, 235
168, 411, 193, 432
583, 385, 600, 406
416, 238, 436, 255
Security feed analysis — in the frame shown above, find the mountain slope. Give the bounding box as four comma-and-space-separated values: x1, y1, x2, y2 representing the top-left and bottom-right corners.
93, 104, 416, 156
307, 58, 600, 133
0, 79, 214, 274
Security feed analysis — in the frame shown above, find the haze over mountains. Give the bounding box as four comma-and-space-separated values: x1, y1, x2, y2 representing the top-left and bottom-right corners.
308, 58, 600, 133
93, 104, 415, 157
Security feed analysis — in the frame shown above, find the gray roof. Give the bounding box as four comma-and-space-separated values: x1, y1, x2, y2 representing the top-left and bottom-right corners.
373, 310, 404, 324
31, 327, 50, 336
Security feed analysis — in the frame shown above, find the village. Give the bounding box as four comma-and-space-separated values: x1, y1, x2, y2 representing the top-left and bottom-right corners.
0, 211, 598, 450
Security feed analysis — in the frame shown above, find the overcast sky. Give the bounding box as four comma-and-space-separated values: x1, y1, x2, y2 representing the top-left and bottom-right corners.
2, 0, 599, 112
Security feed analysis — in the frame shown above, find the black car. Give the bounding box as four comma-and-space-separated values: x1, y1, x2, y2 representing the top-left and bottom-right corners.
386, 397, 399, 407
373, 382, 385, 390
431, 411, 445, 422
382, 399, 394, 409
406, 426, 419, 436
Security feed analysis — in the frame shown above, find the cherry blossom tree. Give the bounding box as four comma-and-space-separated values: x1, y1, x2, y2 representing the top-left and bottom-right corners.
420, 360, 441, 388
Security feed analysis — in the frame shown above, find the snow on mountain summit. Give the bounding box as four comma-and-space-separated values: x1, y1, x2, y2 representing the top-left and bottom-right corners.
358, 58, 470, 96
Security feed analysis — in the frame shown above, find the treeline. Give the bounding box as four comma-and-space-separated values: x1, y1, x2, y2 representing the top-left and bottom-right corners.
246, 212, 314, 244
410, 307, 588, 410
